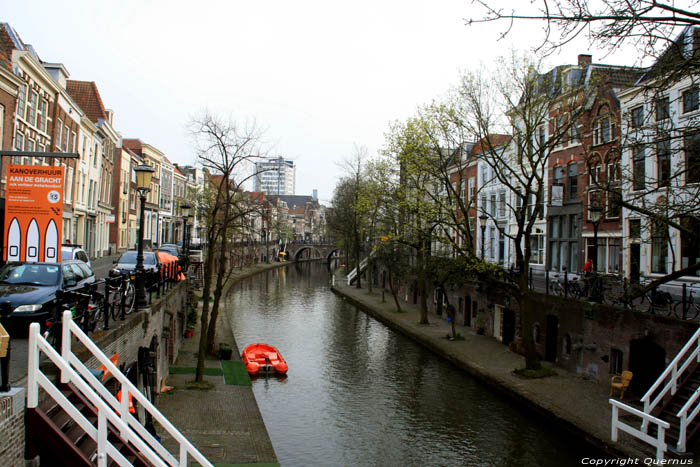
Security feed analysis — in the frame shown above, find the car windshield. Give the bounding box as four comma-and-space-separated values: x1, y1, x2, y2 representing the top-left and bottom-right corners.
0, 264, 59, 286
118, 251, 155, 265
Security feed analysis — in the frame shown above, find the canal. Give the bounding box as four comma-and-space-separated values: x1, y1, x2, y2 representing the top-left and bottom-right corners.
226, 263, 601, 466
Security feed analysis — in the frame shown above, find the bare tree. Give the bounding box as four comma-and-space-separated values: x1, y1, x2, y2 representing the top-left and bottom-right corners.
189, 110, 267, 382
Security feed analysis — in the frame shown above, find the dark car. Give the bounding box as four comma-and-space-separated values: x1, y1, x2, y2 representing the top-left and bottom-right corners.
0, 260, 97, 334
113, 250, 160, 274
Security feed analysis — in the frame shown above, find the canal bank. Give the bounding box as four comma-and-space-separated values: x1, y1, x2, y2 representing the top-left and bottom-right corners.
156, 261, 286, 466
330, 275, 652, 461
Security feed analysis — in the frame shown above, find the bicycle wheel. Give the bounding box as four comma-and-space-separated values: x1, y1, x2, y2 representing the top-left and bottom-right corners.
123, 281, 136, 315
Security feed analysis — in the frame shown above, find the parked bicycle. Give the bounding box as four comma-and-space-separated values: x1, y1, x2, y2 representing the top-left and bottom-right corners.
105, 269, 136, 321
43, 288, 96, 349
549, 274, 585, 299
673, 283, 700, 320
638, 279, 674, 315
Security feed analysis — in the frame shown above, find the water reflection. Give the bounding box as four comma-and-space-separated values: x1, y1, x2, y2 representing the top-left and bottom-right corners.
226, 263, 599, 467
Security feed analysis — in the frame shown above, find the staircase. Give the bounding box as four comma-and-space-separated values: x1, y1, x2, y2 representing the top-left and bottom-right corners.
347, 251, 374, 285
27, 310, 213, 467
611, 326, 700, 460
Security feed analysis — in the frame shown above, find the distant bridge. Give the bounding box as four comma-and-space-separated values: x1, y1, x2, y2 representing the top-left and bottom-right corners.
283, 243, 343, 263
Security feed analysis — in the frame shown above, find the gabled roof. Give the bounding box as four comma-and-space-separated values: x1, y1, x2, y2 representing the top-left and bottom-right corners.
0, 23, 25, 72
471, 134, 512, 156
277, 195, 317, 210
637, 26, 700, 84
66, 80, 107, 123
122, 139, 143, 154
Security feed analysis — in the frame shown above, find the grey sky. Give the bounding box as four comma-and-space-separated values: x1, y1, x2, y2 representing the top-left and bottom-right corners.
4, 1, 640, 203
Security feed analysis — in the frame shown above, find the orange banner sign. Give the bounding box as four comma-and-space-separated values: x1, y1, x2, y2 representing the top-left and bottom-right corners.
4, 165, 64, 262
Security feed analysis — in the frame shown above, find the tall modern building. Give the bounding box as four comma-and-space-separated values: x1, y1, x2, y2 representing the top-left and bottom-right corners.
254, 156, 296, 196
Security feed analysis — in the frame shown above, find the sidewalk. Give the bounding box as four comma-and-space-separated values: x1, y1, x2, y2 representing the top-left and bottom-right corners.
330, 275, 653, 460
156, 263, 284, 466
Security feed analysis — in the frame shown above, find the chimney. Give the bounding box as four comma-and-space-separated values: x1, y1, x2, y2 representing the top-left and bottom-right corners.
105, 109, 113, 125
578, 54, 592, 67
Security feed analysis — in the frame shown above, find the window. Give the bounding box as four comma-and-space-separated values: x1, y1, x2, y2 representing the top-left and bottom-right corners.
683, 87, 699, 114
26, 90, 37, 126
569, 114, 580, 143
529, 234, 544, 264
56, 119, 63, 149
655, 96, 670, 121
62, 126, 69, 152
589, 160, 601, 184
568, 164, 578, 200
657, 138, 671, 187
685, 131, 700, 184
65, 166, 73, 203
594, 117, 614, 145
498, 191, 506, 218
468, 177, 476, 203
14, 131, 23, 151
633, 146, 646, 190
17, 84, 26, 121
681, 216, 700, 276
607, 160, 621, 183
38, 99, 48, 133
607, 192, 621, 219
588, 191, 602, 220
651, 220, 668, 274
631, 106, 644, 128
71, 131, 77, 153
629, 219, 641, 239
490, 194, 496, 217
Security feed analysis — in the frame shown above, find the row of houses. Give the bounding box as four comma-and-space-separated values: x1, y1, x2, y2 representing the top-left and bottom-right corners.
0, 22, 210, 259
0, 22, 328, 260
440, 27, 700, 285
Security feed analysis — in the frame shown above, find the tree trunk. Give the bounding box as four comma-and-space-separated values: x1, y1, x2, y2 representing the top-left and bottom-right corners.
417, 242, 428, 324
388, 270, 402, 312
206, 225, 228, 355
195, 236, 216, 382
519, 270, 541, 370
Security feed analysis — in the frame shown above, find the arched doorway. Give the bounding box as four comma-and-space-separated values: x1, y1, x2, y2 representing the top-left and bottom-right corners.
502, 308, 515, 346
629, 338, 666, 396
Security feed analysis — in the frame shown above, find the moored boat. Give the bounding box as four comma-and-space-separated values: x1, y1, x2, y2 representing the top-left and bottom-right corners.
241, 343, 288, 376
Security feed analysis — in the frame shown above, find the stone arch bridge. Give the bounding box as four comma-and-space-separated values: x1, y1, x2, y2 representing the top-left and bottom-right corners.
283, 244, 343, 263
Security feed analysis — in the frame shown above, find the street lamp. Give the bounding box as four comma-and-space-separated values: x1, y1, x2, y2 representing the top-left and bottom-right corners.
479, 214, 488, 260
180, 203, 191, 252
134, 164, 155, 310
588, 204, 603, 272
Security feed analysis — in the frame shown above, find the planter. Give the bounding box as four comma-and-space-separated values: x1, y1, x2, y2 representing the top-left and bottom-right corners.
184, 329, 195, 338
219, 344, 233, 360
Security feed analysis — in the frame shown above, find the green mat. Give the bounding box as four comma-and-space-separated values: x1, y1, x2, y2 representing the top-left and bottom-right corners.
220, 360, 252, 386
169, 367, 223, 376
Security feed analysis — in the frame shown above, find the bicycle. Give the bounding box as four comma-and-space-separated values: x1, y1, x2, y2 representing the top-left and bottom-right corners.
673, 283, 700, 320
639, 279, 674, 315
105, 270, 136, 321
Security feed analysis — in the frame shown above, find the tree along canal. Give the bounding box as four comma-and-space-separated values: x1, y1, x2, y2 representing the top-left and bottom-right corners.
226, 263, 604, 466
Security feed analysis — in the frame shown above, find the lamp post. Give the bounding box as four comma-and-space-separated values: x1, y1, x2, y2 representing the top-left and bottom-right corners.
134, 164, 155, 310
186, 214, 194, 256
588, 204, 603, 272
479, 214, 488, 260
180, 203, 191, 252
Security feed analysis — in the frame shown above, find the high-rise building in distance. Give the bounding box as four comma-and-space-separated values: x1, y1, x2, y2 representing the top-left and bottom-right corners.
253, 156, 296, 196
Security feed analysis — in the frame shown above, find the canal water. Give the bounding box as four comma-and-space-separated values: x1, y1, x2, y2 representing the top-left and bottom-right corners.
226, 263, 601, 466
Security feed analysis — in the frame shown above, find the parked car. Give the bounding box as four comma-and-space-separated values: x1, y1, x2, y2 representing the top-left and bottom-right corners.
61, 244, 91, 267
113, 250, 161, 274
0, 260, 97, 335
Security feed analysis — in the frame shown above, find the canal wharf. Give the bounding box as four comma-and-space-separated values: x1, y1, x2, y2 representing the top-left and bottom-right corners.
330, 275, 656, 461
156, 262, 284, 466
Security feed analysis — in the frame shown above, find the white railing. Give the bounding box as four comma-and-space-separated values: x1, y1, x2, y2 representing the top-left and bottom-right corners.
640, 326, 700, 437
27, 310, 212, 467
347, 251, 375, 285
610, 399, 669, 460
676, 387, 700, 452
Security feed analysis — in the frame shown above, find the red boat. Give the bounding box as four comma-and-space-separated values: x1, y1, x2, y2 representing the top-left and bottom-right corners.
241, 343, 288, 376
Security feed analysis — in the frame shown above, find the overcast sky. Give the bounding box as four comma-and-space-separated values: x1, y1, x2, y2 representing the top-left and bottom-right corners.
4, 1, 642, 204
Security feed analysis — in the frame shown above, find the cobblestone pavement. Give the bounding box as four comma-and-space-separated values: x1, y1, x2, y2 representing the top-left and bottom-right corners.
330, 275, 658, 461
156, 263, 283, 466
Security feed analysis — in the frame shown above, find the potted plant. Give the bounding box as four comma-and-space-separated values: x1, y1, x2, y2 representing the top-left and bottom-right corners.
219, 343, 233, 360
475, 315, 486, 335
184, 322, 195, 338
